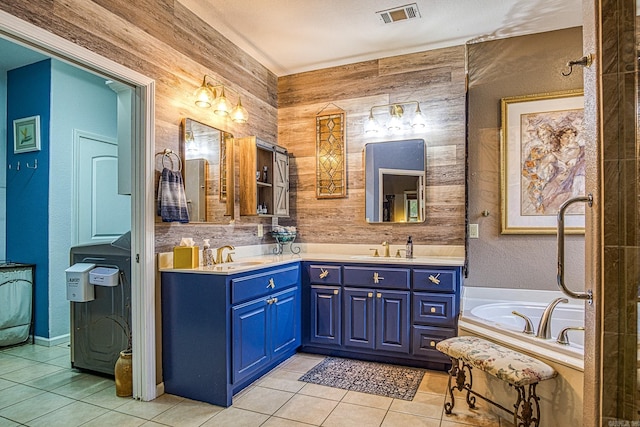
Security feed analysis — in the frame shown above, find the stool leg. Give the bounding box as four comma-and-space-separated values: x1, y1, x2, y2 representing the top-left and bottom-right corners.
444, 359, 477, 414
444, 358, 458, 414
513, 383, 541, 427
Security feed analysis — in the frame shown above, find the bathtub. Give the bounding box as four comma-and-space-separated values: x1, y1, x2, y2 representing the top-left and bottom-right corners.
458, 287, 585, 371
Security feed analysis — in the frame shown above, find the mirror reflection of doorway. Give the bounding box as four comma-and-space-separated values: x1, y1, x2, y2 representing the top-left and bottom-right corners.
379, 170, 425, 222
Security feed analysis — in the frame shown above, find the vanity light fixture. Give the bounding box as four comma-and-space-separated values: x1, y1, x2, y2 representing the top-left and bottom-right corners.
194, 74, 249, 124
364, 101, 425, 135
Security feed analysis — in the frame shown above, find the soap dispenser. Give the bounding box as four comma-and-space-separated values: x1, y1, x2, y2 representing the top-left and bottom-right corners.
203, 239, 215, 266
406, 236, 413, 259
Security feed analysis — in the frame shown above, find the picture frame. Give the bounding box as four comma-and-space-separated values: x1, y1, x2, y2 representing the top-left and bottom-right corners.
13, 115, 41, 154
500, 90, 585, 234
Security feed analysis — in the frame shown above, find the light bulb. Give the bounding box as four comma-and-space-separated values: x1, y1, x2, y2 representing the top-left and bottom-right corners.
364, 112, 380, 134
194, 79, 214, 108
213, 87, 231, 116
231, 96, 249, 123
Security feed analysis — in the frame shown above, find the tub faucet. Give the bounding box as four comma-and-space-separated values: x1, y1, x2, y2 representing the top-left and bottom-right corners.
556, 326, 585, 345
512, 311, 534, 335
536, 297, 568, 339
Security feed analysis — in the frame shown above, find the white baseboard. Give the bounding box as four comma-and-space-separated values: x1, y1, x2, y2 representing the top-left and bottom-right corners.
34, 334, 70, 347
155, 382, 165, 398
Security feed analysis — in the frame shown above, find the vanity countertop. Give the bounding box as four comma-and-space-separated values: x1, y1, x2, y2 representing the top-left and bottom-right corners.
159, 247, 465, 275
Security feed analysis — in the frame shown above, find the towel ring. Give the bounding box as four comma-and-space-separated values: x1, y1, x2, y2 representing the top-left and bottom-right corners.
160, 149, 182, 172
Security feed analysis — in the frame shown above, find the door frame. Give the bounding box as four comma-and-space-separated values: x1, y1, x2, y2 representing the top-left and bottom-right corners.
0, 10, 158, 400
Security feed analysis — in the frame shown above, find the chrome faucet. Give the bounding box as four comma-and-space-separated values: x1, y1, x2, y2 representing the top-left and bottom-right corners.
556, 326, 585, 345
512, 311, 534, 335
536, 297, 568, 339
216, 245, 235, 264
381, 241, 390, 257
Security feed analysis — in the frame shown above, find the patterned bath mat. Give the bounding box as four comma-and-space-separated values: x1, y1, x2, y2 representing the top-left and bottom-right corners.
298, 357, 425, 400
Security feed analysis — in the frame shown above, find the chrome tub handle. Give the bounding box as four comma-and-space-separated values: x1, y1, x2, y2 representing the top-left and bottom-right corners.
557, 194, 593, 304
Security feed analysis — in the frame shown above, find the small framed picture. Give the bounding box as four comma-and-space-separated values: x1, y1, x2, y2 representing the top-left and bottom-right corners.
13, 115, 41, 154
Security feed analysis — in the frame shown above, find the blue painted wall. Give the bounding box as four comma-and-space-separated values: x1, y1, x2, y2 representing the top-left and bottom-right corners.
6, 59, 51, 338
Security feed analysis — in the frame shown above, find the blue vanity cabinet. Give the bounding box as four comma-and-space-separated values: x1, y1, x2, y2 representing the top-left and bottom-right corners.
232, 286, 299, 384
303, 261, 461, 369
306, 264, 342, 347
411, 267, 461, 362
161, 262, 301, 407
343, 265, 410, 354
309, 285, 342, 346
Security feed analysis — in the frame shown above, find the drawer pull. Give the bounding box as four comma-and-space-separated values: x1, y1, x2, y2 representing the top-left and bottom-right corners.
333, 289, 339, 295
267, 278, 275, 289
368, 292, 373, 298
430, 307, 436, 313
319, 268, 329, 279
373, 272, 384, 284
428, 273, 441, 285
430, 341, 436, 347
376, 293, 382, 299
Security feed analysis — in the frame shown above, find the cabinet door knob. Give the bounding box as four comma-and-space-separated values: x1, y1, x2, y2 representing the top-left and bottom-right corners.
430, 341, 436, 347
333, 289, 339, 295
267, 278, 275, 289
367, 292, 373, 298
272, 297, 278, 304
430, 307, 436, 313
319, 268, 329, 279
376, 293, 382, 299
428, 273, 441, 285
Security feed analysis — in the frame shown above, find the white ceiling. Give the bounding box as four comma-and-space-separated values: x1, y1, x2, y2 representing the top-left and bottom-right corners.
180, 0, 584, 76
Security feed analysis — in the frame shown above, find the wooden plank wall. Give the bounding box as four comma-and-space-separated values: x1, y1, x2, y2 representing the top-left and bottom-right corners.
278, 46, 467, 246
2, 1, 466, 251
0, 0, 279, 252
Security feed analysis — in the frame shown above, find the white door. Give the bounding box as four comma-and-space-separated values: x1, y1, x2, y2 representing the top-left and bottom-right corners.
73, 130, 131, 245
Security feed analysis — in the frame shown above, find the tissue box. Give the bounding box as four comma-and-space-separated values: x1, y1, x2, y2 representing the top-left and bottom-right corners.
173, 246, 199, 269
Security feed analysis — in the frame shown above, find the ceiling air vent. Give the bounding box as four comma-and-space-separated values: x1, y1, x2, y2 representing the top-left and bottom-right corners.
376, 3, 421, 24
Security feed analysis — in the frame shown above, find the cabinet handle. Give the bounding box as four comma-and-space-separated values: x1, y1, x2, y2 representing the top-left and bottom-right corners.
373, 272, 384, 284
333, 289, 339, 295
367, 292, 373, 298
428, 273, 441, 285
319, 268, 329, 279
430, 307, 436, 313
267, 278, 275, 289
430, 341, 436, 347
376, 293, 382, 299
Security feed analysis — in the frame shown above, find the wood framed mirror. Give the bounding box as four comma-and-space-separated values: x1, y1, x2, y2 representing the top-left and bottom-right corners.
180, 118, 234, 223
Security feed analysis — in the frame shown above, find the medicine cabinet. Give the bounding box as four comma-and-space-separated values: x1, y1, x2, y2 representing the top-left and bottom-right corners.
238, 136, 289, 217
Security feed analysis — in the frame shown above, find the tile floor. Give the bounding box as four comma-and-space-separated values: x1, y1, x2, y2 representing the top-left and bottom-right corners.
0, 343, 512, 426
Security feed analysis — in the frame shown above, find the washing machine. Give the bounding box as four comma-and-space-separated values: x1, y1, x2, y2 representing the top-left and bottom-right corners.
69, 232, 131, 375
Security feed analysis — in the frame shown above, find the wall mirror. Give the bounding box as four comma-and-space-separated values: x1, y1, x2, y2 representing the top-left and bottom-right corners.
180, 118, 234, 223
364, 139, 426, 223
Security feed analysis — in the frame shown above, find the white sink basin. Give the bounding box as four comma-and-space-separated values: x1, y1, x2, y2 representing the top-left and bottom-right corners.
208, 260, 269, 271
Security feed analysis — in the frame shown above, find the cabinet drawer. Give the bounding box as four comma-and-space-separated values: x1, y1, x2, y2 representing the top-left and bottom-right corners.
343, 266, 409, 290
412, 293, 457, 327
308, 265, 342, 285
232, 265, 299, 304
413, 268, 459, 293
411, 325, 456, 361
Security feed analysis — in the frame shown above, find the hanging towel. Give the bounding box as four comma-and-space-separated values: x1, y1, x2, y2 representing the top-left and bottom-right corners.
157, 167, 190, 223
